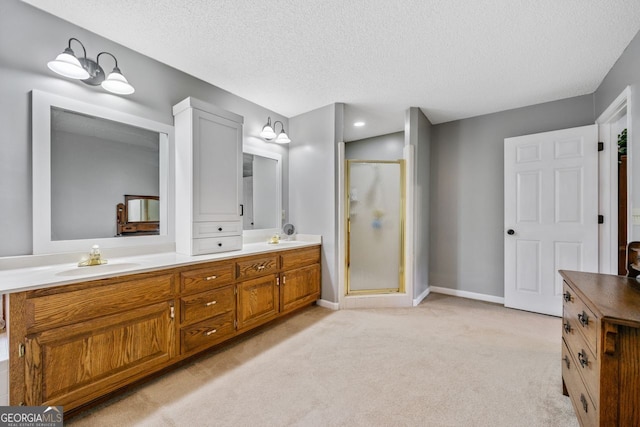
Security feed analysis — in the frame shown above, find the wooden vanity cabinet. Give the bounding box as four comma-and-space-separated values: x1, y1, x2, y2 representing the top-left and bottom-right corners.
13, 271, 177, 410
280, 247, 321, 314
10, 245, 321, 415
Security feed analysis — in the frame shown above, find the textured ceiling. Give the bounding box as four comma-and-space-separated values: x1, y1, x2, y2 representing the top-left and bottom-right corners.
23, 0, 640, 141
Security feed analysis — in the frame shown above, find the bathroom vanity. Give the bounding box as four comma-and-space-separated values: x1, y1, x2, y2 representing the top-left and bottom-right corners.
7, 241, 321, 415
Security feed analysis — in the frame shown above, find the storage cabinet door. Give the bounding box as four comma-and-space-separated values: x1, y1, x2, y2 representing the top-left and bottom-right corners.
237, 274, 279, 331
192, 108, 242, 222
24, 301, 175, 409
281, 264, 321, 314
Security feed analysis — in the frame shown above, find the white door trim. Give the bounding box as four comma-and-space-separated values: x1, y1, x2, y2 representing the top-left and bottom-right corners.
596, 86, 632, 274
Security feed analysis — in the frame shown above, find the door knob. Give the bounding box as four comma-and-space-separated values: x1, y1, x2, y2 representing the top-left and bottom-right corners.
507, 229, 515, 235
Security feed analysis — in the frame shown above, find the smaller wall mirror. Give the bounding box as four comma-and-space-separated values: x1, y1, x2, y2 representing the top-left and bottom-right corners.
117, 195, 160, 235
242, 147, 282, 231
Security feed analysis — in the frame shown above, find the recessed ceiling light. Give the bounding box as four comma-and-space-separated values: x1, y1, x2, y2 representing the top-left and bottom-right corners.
354, 121, 365, 127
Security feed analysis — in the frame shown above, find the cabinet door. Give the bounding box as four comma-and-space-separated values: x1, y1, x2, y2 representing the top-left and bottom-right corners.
281, 264, 321, 314
24, 301, 175, 409
237, 274, 279, 331
192, 108, 242, 222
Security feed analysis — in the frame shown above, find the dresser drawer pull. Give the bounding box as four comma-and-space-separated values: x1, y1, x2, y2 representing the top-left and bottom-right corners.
563, 291, 572, 302
580, 394, 588, 413
205, 300, 217, 307
578, 311, 589, 327
204, 329, 218, 336
563, 321, 572, 333
205, 275, 218, 281
578, 350, 589, 368
563, 355, 571, 369
256, 265, 265, 271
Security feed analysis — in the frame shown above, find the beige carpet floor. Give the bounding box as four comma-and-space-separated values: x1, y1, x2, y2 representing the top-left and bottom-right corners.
68, 294, 579, 427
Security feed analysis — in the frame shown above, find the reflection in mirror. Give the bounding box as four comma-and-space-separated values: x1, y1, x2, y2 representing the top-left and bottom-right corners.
117, 195, 160, 236
32, 90, 174, 254
242, 148, 282, 231
51, 108, 160, 240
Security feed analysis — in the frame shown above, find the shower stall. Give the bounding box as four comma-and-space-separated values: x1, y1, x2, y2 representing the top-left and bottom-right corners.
346, 160, 405, 294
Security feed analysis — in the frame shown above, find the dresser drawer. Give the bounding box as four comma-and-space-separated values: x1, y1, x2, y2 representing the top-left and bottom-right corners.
181, 311, 235, 353
563, 282, 598, 356
280, 246, 320, 270
236, 255, 278, 279
563, 321, 599, 407
192, 235, 242, 255
180, 261, 234, 294
193, 221, 242, 238
180, 285, 235, 325
562, 339, 598, 427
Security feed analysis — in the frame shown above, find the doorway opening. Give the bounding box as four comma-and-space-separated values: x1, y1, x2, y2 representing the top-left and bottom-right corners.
346, 160, 405, 295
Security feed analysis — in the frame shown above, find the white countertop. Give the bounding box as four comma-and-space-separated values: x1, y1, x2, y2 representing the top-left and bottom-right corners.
0, 236, 321, 294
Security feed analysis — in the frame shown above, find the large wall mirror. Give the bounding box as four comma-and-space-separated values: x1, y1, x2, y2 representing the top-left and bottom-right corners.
32, 90, 174, 254
242, 146, 282, 232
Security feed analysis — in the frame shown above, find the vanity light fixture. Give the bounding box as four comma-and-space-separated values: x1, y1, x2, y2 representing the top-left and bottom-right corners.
260, 116, 291, 144
47, 37, 135, 95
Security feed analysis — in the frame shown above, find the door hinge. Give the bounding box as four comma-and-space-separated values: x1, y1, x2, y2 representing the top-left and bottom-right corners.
598, 215, 604, 224
18, 343, 25, 358
598, 142, 604, 152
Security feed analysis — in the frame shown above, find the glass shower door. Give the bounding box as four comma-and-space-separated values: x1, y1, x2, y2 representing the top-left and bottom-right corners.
347, 160, 404, 294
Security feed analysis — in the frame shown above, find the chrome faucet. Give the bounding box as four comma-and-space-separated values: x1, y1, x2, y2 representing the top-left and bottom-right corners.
78, 244, 108, 267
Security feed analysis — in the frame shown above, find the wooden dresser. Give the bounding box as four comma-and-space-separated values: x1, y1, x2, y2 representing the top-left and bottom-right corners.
560, 270, 640, 426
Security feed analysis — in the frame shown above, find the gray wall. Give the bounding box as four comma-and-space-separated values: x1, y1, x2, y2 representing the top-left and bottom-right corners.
289, 104, 342, 303
407, 108, 432, 299
0, 0, 289, 256
345, 132, 404, 160
429, 95, 594, 297
594, 28, 640, 239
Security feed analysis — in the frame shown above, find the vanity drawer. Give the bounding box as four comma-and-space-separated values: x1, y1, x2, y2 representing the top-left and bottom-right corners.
180, 285, 234, 325
25, 273, 174, 332
192, 235, 242, 255
563, 282, 598, 356
563, 339, 598, 427
236, 255, 279, 279
180, 261, 234, 294
193, 221, 242, 238
181, 311, 235, 353
280, 246, 320, 270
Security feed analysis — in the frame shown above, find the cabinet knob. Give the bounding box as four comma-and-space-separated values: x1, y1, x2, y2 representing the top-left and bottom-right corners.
218, 243, 222, 247
507, 229, 515, 235
563, 291, 572, 302
578, 350, 589, 368
218, 227, 223, 232
563, 322, 572, 333
578, 311, 589, 327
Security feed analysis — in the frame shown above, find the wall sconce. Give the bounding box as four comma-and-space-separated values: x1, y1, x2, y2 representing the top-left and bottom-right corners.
47, 37, 135, 95
260, 117, 291, 144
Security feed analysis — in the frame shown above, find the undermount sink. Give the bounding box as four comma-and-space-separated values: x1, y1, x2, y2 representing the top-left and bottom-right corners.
56, 262, 141, 277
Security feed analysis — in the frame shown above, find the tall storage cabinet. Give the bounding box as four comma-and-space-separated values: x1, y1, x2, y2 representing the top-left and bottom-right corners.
173, 97, 243, 255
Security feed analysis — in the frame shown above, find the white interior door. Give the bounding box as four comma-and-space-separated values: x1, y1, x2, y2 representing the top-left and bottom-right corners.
504, 125, 598, 316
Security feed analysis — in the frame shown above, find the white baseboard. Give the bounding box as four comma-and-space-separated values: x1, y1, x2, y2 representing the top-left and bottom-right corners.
413, 286, 430, 306
429, 286, 504, 305
316, 299, 339, 310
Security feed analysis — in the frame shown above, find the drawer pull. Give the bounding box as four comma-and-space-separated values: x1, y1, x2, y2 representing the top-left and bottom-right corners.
205, 275, 217, 281
580, 393, 588, 413
204, 329, 218, 336
578, 350, 589, 368
563, 355, 571, 369
563, 321, 572, 333
578, 311, 589, 327
563, 291, 572, 302
218, 227, 223, 231
256, 265, 265, 271
205, 300, 217, 307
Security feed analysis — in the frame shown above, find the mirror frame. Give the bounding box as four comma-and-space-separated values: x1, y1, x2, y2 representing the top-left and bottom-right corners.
32, 90, 175, 254
242, 146, 282, 236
